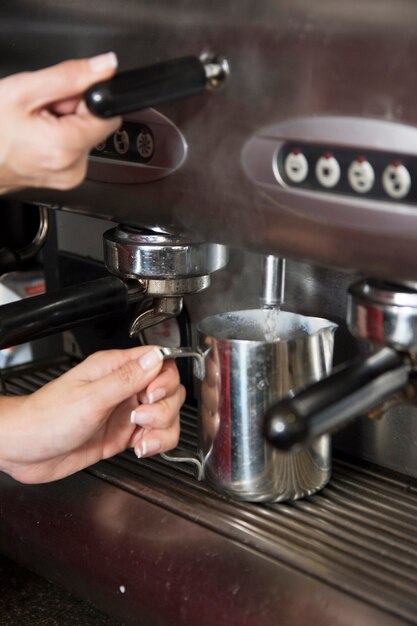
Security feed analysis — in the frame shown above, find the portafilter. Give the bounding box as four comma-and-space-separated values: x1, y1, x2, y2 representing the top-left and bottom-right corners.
0, 226, 228, 349
264, 278, 417, 451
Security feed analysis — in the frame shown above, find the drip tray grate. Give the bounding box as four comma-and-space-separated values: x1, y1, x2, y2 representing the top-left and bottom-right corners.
2, 356, 417, 624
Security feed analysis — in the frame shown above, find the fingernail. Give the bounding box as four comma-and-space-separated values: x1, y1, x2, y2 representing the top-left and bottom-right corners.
147, 388, 166, 404
139, 348, 163, 371
130, 409, 153, 427
136, 439, 161, 458
89, 52, 118, 73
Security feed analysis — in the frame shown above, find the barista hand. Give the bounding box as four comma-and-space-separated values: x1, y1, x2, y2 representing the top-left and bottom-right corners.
0, 53, 121, 194
0, 346, 185, 484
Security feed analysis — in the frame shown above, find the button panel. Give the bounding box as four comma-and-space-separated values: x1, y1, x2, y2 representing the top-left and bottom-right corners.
92, 121, 155, 163
277, 144, 414, 203
88, 109, 187, 185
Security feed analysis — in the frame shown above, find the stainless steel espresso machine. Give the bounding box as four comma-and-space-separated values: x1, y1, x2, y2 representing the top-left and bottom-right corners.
1, 2, 417, 625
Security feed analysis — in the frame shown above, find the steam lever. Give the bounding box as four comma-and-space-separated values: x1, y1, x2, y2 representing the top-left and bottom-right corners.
85, 53, 229, 118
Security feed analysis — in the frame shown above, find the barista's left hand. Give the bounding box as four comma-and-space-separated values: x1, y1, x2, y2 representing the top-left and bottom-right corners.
0, 346, 185, 484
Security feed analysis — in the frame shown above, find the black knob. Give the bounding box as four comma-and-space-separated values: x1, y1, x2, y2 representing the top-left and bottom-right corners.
85, 55, 226, 118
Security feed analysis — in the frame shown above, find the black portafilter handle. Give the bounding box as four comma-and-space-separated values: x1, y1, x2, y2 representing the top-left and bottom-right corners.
264, 347, 411, 451
85, 55, 227, 119
0, 276, 131, 349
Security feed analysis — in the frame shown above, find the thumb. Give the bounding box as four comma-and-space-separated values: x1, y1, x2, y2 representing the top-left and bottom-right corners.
21, 53, 118, 111
87, 347, 164, 411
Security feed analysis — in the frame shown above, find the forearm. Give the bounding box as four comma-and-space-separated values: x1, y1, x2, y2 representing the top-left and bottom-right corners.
0, 394, 28, 477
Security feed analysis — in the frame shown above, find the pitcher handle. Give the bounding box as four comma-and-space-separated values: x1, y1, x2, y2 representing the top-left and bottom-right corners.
160, 450, 204, 481
158, 346, 206, 480
159, 346, 206, 380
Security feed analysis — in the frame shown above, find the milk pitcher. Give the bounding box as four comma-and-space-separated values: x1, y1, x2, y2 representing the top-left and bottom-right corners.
160, 309, 337, 502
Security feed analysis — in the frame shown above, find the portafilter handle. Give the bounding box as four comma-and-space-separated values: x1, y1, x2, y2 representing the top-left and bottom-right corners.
0, 276, 136, 349
85, 53, 229, 119
264, 347, 411, 451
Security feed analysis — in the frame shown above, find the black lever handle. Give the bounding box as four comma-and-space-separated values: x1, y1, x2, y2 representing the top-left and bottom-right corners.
85, 54, 228, 118
0, 276, 131, 349
264, 347, 411, 451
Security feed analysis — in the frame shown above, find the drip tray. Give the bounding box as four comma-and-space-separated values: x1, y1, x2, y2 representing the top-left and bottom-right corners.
1, 356, 417, 626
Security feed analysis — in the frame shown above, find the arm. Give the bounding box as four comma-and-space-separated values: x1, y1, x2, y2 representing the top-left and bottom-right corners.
0, 346, 185, 484
0, 52, 121, 194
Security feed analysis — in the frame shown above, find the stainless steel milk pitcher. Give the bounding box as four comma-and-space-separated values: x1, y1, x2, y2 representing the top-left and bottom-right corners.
161, 309, 337, 502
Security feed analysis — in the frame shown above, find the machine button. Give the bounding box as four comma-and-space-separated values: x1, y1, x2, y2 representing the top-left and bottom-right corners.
136, 128, 155, 161
284, 149, 308, 183
113, 130, 130, 155
382, 161, 411, 199
348, 157, 375, 193
94, 141, 106, 152
315, 152, 341, 188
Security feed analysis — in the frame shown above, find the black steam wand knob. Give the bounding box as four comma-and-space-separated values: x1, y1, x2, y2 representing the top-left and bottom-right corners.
85, 53, 229, 118
264, 347, 411, 451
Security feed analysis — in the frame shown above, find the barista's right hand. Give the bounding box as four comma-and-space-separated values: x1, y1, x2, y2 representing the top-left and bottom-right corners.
0, 53, 121, 195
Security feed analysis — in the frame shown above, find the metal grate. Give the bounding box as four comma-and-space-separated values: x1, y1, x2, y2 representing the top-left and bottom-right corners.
0, 356, 77, 396
3, 358, 417, 624
99, 421, 417, 625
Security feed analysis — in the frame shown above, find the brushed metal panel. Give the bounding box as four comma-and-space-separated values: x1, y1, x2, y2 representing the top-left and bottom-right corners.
2, 2, 417, 279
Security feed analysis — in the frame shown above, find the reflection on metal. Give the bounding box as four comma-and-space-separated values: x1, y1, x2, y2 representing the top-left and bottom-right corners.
200, 50, 230, 90
348, 279, 417, 350
158, 310, 337, 502
260, 255, 286, 309
104, 226, 228, 334
1, 358, 417, 624
11, 205, 49, 264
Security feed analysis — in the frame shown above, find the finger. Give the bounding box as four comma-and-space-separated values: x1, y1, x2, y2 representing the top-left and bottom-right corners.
134, 419, 181, 459
130, 427, 146, 449
85, 347, 165, 411
39, 153, 89, 191
75, 346, 163, 381
52, 105, 121, 156
138, 360, 181, 404
131, 384, 186, 430
49, 97, 81, 115
21, 53, 118, 111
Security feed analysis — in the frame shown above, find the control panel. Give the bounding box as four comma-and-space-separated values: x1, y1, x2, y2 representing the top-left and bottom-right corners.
242, 116, 417, 233
87, 109, 187, 184
92, 121, 155, 163
279, 144, 414, 202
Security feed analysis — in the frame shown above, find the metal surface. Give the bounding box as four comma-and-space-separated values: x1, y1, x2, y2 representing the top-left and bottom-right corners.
103, 226, 227, 334
129, 296, 184, 336
5, 1, 417, 281
0, 357, 416, 625
18, 205, 49, 262
260, 255, 286, 309
200, 51, 230, 90
348, 279, 417, 349
103, 227, 228, 279
163, 310, 337, 501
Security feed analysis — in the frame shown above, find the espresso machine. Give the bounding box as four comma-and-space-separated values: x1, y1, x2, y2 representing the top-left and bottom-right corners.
0, 2, 417, 625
